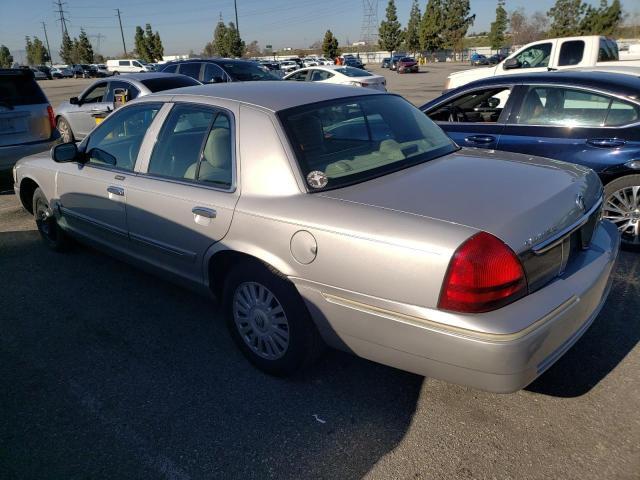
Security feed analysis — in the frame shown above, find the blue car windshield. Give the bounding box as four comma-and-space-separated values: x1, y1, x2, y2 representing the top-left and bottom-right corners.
279, 95, 456, 191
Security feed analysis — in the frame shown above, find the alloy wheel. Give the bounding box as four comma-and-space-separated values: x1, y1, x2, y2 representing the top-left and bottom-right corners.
232, 282, 290, 360
603, 185, 640, 246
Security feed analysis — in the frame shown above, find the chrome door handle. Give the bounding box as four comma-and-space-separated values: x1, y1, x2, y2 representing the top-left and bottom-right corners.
107, 186, 125, 196
465, 135, 495, 144
587, 138, 626, 148
192, 207, 217, 218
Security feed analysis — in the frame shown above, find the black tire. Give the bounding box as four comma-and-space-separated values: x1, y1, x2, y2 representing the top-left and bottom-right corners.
33, 188, 69, 252
56, 117, 74, 143
113, 71, 119, 76
223, 260, 324, 376
603, 174, 640, 251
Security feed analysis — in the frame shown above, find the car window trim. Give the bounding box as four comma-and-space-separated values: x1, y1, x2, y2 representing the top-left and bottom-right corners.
82, 81, 109, 103
423, 83, 516, 125
504, 82, 640, 129
137, 101, 237, 193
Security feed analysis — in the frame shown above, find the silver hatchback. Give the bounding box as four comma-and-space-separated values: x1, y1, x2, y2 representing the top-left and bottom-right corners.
14, 82, 619, 392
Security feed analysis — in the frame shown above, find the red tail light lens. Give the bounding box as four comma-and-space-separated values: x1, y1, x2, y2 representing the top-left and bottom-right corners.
438, 232, 527, 313
47, 105, 56, 131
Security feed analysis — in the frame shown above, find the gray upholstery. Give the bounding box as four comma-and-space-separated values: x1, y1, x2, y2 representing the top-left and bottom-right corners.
184, 128, 232, 185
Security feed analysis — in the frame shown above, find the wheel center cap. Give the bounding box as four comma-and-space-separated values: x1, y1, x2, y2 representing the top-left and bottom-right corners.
250, 309, 270, 333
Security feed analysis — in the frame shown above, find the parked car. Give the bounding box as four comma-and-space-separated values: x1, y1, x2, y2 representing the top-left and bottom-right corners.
283, 65, 386, 90
302, 58, 319, 67
389, 54, 406, 71
381, 57, 391, 68
279, 60, 299, 74
157, 59, 279, 83
28, 67, 48, 80
0, 68, 59, 175
35, 65, 53, 80
92, 64, 112, 77
14, 81, 619, 392
470, 53, 489, 66
343, 56, 365, 69
55, 73, 201, 142
70, 64, 97, 79
488, 53, 507, 64
314, 57, 333, 65
421, 71, 640, 248
51, 66, 73, 78
445, 36, 640, 91
106, 59, 154, 74
396, 57, 419, 73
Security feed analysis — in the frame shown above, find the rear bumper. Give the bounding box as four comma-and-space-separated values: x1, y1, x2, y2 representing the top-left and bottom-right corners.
295, 221, 620, 393
0, 137, 59, 171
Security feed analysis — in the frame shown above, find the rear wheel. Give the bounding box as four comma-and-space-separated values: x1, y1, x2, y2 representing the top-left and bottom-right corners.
603, 175, 640, 251
33, 188, 69, 251
223, 260, 323, 376
57, 117, 74, 143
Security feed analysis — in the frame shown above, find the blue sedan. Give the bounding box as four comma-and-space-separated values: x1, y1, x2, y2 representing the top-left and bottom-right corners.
421, 71, 640, 249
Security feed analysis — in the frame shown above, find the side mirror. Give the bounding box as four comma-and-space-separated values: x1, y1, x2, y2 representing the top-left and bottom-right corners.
70, 96, 80, 105
503, 58, 520, 70
88, 147, 116, 166
51, 142, 79, 163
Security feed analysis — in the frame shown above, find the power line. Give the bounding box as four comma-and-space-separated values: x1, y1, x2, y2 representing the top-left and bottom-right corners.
116, 8, 127, 56
54, 0, 69, 37
88, 33, 106, 53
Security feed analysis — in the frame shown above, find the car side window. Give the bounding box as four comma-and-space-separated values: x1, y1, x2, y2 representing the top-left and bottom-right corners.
516, 86, 612, 127
605, 99, 640, 126
162, 64, 178, 73
105, 81, 139, 103
310, 70, 332, 81
82, 83, 108, 103
203, 63, 228, 83
147, 105, 233, 188
513, 43, 552, 68
85, 104, 160, 171
427, 87, 511, 123
288, 71, 308, 81
119, 60, 129, 67
558, 40, 584, 66
178, 63, 202, 80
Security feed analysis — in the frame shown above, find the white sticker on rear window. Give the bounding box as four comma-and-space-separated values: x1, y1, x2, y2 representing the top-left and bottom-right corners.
306, 170, 328, 189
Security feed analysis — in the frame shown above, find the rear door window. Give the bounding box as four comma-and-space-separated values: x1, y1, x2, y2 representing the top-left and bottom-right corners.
427, 87, 512, 123
310, 70, 333, 81
558, 40, 585, 66
119, 60, 130, 67
178, 63, 203, 80
203, 63, 228, 83
0, 72, 47, 106
162, 64, 178, 73
605, 99, 640, 126
287, 70, 309, 81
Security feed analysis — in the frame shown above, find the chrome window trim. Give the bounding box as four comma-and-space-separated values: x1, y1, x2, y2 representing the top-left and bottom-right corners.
137, 101, 238, 193
532, 196, 603, 254
509, 83, 640, 129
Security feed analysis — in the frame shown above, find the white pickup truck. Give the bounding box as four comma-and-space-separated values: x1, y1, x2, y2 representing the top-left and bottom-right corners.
445, 36, 640, 90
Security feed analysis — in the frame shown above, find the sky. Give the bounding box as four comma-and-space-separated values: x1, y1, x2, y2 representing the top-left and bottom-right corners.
1, 0, 638, 62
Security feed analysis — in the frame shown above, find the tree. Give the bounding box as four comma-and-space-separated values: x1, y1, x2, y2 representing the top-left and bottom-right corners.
225, 22, 244, 58
152, 31, 164, 61
405, 0, 422, 54
0, 45, 13, 68
245, 40, 261, 58
25, 36, 49, 65
212, 20, 229, 57
548, 0, 585, 37
420, 0, 444, 52
25, 36, 33, 65
379, 0, 404, 54
580, 0, 622, 35
203, 41, 216, 57
59, 31, 74, 64
509, 8, 547, 45
488, 0, 508, 50
441, 0, 475, 54
135, 26, 151, 62
75, 29, 94, 63
322, 30, 340, 59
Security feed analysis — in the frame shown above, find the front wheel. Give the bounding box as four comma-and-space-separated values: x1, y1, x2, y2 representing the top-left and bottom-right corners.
33, 188, 69, 251
112, 71, 119, 76
603, 174, 640, 251
57, 117, 74, 143
223, 260, 323, 376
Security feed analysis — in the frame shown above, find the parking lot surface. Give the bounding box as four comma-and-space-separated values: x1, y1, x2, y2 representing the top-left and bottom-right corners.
1, 64, 639, 480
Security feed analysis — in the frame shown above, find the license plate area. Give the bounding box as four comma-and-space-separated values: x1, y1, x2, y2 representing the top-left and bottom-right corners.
0, 116, 27, 135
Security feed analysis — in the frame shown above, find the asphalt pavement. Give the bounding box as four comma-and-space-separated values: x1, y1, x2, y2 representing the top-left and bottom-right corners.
1, 64, 638, 480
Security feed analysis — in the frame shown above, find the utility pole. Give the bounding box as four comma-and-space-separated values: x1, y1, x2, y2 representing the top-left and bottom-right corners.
55, 0, 69, 37
234, 0, 239, 35
41, 22, 53, 66
116, 9, 127, 56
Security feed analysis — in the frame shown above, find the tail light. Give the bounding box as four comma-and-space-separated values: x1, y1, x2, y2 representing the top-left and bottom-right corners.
438, 232, 528, 313
47, 105, 56, 131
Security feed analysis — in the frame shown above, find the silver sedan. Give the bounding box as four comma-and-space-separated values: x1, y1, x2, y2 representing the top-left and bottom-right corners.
13, 82, 619, 392
55, 72, 201, 143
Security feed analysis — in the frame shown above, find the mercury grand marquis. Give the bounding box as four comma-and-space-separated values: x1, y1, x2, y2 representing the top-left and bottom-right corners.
13, 82, 620, 392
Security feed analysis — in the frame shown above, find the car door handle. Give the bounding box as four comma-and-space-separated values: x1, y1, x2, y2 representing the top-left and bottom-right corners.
192, 207, 217, 218
107, 186, 124, 196
465, 135, 495, 144
587, 138, 626, 148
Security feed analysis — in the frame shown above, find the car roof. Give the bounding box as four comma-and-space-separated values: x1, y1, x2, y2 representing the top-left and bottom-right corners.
459, 71, 640, 100
118, 72, 186, 81
153, 81, 383, 112
164, 58, 255, 65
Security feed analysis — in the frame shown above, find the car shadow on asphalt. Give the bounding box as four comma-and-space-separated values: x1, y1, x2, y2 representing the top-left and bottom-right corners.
0, 229, 422, 480
527, 250, 640, 397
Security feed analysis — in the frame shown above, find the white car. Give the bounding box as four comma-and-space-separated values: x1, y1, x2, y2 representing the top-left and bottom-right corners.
284, 65, 386, 91
106, 59, 154, 75
314, 57, 334, 65
302, 58, 319, 67
279, 61, 299, 74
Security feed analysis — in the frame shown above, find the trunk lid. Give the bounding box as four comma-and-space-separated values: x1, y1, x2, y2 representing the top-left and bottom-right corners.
319, 148, 602, 254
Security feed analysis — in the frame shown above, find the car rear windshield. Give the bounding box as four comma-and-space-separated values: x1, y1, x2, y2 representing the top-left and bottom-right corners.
400, 57, 415, 62
0, 72, 47, 106
334, 67, 371, 77
140, 75, 201, 92
279, 95, 456, 191
219, 62, 278, 81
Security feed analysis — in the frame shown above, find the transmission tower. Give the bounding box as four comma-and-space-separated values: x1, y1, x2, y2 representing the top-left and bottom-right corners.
54, 0, 69, 37
360, 0, 379, 47
88, 33, 106, 54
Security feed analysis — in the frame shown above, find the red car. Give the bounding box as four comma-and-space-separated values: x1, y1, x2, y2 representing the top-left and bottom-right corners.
397, 57, 419, 73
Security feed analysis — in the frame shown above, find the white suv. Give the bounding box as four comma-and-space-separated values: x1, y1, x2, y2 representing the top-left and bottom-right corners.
106, 59, 153, 75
